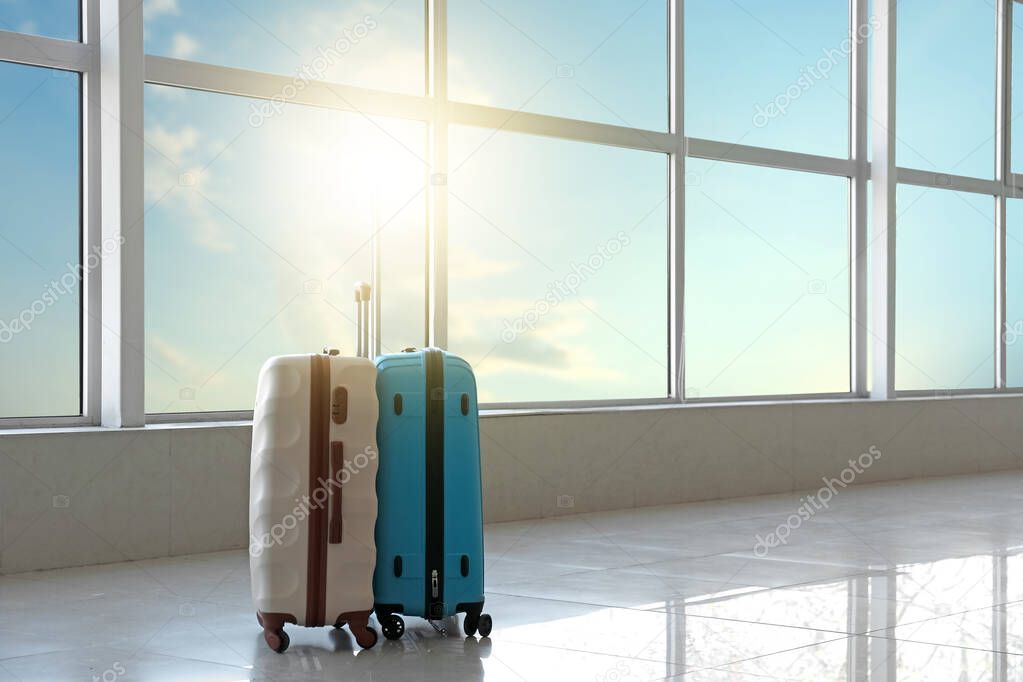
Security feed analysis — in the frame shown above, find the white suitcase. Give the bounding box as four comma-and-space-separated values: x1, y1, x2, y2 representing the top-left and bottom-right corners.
249, 283, 379, 653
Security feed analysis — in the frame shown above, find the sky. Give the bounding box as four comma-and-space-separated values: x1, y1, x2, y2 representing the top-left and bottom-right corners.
0, 59, 80, 418
0, 0, 78, 40
898, 0, 995, 179
0, 0, 1015, 415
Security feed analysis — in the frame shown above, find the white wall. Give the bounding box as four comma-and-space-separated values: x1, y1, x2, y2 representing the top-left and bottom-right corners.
1, 395, 1021, 573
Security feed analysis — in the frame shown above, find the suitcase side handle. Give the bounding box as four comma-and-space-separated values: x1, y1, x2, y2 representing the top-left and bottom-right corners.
328, 441, 344, 544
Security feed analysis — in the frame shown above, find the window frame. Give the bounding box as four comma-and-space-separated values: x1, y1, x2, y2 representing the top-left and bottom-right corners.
3, 0, 1023, 427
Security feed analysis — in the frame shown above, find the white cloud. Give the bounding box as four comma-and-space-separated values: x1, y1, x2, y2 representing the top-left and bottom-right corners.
148, 334, 194, 376
144, 0, 179, 22
184, 204, 236, 253
447, 54, 498, 107
448, 246, 520, 281
147, 84, 187, 101
161, 169, 237, 254
146, 124, 199, 166
170, 32, 199, 60
445, 295, 642, 403
142, 132, 238, 254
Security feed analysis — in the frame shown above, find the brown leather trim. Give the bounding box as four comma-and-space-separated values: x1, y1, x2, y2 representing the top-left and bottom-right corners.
333, 608, 372, 628
306, 354, 330, 627
257, 610, 298, 629
328, 441, 344, 544
316, 357, 331, 625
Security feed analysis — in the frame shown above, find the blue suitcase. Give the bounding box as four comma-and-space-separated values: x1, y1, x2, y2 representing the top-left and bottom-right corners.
372, 347, 492, 639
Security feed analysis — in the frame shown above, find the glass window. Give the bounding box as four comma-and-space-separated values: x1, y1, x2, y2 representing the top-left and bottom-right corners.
143, 0, 425, 95
685, 0, 850, 158
0, 0, 79, 41
0, 61, 81, 417
449, 0, 668, 132
144, 85, 426, 413
1007, 200, 1023, 387
897, 0, 995, 178
896, 186, 994, 391
447, 126, 669, 403
685, 159, 850, 398
1012, 6, 1023, 173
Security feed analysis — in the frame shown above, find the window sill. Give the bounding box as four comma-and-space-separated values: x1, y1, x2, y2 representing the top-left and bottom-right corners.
0, 390, 1021, 435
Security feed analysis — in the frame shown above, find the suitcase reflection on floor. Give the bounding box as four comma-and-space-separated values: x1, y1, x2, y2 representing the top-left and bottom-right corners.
248, 620, 492, 679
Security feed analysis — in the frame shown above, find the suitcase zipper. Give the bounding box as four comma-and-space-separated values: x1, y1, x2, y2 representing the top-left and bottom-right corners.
306, 354, 331, 627
431, 569, 439, 599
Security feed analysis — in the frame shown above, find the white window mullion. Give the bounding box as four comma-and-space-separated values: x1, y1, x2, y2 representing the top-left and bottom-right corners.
870, 0, 897, 399
994, 192, 1007, 389
82, 0, 102, 422
427, 0, 448, 350
850, 0, 870, 396
996, 0, 1012, 389
99, 0, 145, 427
671, 0, 684, 400
0, 29, 91, 70
144, 56, 434, 122
685, 137, 857, 178
896, 168, 1002, 196
447, 102, 674, 153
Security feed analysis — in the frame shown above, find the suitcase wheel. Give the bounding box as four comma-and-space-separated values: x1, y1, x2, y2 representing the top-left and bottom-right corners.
463, 612, 493, 638
354, 625, 378, 649
478, 613, 493, 638
381, 614, 405, 641
463, 613, 477, 637
264, 628, 290, 654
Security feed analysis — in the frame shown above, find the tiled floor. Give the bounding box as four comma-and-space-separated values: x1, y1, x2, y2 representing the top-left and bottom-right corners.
3, 471, 1023, 680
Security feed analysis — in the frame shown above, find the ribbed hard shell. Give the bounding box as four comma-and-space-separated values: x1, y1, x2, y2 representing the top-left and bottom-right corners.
249, 353, 378, 626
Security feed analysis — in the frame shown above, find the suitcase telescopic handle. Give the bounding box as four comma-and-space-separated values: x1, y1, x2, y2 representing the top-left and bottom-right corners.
354, 282, 372, 359
328, 441, 344, 544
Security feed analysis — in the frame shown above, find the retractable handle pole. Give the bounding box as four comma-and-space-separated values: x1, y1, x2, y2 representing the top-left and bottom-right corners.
354, 284, 362, 358
354, 282, 372, 359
